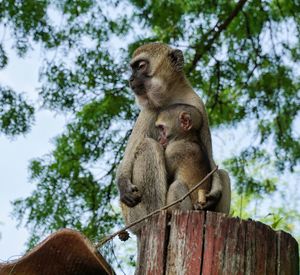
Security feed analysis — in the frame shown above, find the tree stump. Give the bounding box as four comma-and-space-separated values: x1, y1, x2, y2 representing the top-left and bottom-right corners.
136, 210, 299, 275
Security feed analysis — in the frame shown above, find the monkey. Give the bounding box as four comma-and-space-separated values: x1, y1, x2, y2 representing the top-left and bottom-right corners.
155, 103, 212, 210
117, 43, 231, 237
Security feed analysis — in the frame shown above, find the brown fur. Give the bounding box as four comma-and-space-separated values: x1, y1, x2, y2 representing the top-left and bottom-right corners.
156, 105, 211, 209
117, 43, 231, 237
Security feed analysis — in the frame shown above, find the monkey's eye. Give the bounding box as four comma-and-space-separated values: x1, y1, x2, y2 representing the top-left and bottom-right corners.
137, 61, 146, 70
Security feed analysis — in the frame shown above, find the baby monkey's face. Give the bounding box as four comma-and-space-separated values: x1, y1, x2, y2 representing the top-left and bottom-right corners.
155, 110, 192, 148
156, 124, 169, 148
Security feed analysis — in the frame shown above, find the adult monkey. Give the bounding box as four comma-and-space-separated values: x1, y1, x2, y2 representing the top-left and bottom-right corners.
117, 43, 231, 234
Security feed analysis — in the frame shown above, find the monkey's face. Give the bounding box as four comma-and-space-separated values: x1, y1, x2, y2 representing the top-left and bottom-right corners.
129, 55, 165, 109
156, 123, 170, 148
129, 43, 185, 109
155, 114, 178, 148
129, 59, 150, 96
155, 110, 193, 147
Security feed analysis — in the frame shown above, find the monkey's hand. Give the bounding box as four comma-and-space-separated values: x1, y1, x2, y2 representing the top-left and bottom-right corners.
118, 178, 142, 207
201, 171, 222, 210
201, 189, 221, 210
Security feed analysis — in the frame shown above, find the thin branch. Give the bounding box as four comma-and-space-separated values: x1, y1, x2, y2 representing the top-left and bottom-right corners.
1, 23, 7, 44
258, 1, 280, 62
94, 166, 218, 248
210, 59, 222, 111
239, 11, 261, 90
187, 0, 248, 75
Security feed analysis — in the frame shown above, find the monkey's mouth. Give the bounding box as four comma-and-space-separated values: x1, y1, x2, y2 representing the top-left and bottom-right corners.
130, 84, 146, 95
158, 137, 168, 148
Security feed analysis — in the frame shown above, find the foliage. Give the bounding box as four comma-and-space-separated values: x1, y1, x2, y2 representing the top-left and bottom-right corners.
0, 0, 299, 259
0, 87, 34, 136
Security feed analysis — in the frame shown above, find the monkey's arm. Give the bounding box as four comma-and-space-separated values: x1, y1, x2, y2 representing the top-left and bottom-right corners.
117, 113, 144, 207
197, 100, 223, 209
117, 110, 157, 207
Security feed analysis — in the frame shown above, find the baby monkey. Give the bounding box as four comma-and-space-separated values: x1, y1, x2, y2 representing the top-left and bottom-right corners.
155, 103, 212, 210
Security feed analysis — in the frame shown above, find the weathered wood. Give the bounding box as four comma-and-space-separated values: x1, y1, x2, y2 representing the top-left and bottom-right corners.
136, 211, 168, 275
254, 220, 277, 274
138, 210, 299, 275
201, 211, 229, 274
277, 230, 299, 275
166, 211, 205, 274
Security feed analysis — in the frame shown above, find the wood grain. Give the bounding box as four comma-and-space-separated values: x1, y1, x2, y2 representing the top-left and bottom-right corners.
136, 211, 168, 275
166, 210, 205, 275
138, 210, 299, 275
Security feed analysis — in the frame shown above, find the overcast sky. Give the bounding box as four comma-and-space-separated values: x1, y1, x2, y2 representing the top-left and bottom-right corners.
0, 47, 66, 260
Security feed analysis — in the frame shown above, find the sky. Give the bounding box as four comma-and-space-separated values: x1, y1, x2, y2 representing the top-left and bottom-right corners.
0, 47, 66, 260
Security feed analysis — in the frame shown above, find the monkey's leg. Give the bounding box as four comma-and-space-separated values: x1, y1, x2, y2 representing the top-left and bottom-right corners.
121, 137, 167, 235
166, 180, 193, 211
214, 169, 231, 214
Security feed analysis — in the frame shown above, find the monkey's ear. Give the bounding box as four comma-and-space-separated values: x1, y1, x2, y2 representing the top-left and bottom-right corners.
179, 112, 192, 131
169, 49, 184, 71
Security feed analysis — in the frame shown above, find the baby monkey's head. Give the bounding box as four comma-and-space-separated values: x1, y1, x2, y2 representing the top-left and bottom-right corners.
155, 104, 202, 148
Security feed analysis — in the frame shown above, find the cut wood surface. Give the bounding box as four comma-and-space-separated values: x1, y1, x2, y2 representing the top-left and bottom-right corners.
139, 210, 299, 275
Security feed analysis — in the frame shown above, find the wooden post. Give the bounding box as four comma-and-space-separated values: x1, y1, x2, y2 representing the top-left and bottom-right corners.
137, 210, 299, 275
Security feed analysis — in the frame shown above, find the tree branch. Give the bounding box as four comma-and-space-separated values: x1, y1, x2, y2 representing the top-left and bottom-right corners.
187, 0, 248, 75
